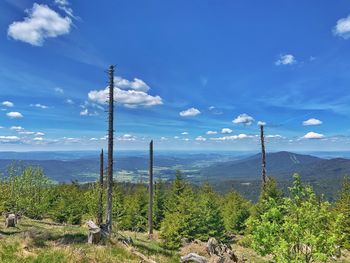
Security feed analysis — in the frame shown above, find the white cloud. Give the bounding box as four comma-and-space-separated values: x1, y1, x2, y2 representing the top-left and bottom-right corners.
275, 54, 296, 65
89, 137, 98, 141
36, 132, 45, 136
2, 101, 14, 107
195, 136, 206, 141
233, 113, 254, 125
221, 128, 233, 134
211, 134, 254, 141
19, 131, 35, 135
302, 118, 322, 126
80, 108, 88, 116
302, 132, 325, 139
266, 134, 284, 139
0, 136, 20, 142
208, 106, 215, 110
30, 103, 48, 109
10, 126, 24, 131
181, 132, 189, 135
257, 121, 266, 126
118, 134, 136, 141
333, 15, 350, 39
114, 76, 150, 92
174, 136, 179, 139
206, 131, 217, 135
160, 137, 167, 141
6, 112, 23, 118
55, 0, 69, 5
7, 4, 72, 46
55, 87, 64, 94
33, 137, 44, 141
65, 98, 74, 104
88, 76, 162, 108
179, 107, 201, 117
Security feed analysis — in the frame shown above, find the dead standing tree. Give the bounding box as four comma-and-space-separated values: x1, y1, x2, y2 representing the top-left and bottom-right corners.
148, 140, 154, 239
105, 65, 115, 234
260, 124, 268, 185
97, 149, 104, 226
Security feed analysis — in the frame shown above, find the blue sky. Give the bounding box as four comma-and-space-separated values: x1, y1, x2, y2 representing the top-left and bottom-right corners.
1, 0, 350, 151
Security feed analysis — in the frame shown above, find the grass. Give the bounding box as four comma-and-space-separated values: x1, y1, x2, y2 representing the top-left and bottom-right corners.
1, 218, 349, 263
0, 218, 142, 263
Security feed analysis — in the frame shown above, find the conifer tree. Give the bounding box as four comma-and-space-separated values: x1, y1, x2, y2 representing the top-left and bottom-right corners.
335, 176, 350, 249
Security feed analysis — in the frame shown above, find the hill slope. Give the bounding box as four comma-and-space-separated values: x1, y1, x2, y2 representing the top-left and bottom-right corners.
201, 151, 350, 180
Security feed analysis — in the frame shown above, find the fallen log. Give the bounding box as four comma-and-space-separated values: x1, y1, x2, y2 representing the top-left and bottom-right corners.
180, 253, 208, 263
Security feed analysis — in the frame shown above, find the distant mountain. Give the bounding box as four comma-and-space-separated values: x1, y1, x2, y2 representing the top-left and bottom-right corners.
201, 151, 350, 181
0, 153, 223, 182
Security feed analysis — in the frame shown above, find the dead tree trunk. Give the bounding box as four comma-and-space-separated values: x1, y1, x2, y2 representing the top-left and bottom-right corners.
97, 149, 104, 225
105, 65, 114, 234
148, 140, 154, 239
260, 124, 267, 185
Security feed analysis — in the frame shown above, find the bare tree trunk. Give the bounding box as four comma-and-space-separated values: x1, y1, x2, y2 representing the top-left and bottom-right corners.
105, 65, 114, 234
97, 149, 104, 225
148, 140, 154, 239
260, 124, 267, 185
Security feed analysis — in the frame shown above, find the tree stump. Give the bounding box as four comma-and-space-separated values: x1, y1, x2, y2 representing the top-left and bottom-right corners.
87, 220, 101, 244
180, 253, 208, 263
5, 214, 16, 228
88, 229, 101, 244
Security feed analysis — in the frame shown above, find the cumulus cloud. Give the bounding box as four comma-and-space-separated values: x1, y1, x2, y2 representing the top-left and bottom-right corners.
233, 113, 254, 125
179, 107, 201, 117
211, 134, 254, 141
206, 131, 217, 135
181, 132, 189, 135
19, 131, 35, 135
30, 103, 48, 109
114, 76, 150, 92
36, 132, 45, 136
302, 118, 322, 126
33, 137, 44, 141
266, 134, 284, 139
55, 87, 64, 94
195, 136, 206, 141
65, 99, 74, 104
275, 54, 296, 65
302, 132, 325, 139
6, 112, 23, 118
257, 121, 266, 126
88, 75, 162, 108
221, 128, 233, 134
333, 15, 350, 39
118, 134, 136, 141
0, 136, 20, 143
2, 101, 14, 107
7, 4, 72, 46
10, 126, 24, 131
80, 108, 88, 116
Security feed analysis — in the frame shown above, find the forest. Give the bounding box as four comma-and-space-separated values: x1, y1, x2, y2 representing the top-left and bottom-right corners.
0, 164, 349, 263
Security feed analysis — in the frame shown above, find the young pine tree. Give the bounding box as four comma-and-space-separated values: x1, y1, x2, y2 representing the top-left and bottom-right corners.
335, 176, 350, 249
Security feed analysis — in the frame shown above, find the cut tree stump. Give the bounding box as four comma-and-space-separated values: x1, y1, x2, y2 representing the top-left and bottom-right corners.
180, 253, 208, 263
87, 220, 101, 244
5, 214, 16, 228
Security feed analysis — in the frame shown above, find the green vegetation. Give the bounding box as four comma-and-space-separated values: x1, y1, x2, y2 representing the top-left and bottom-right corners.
1, 166, 350, 262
